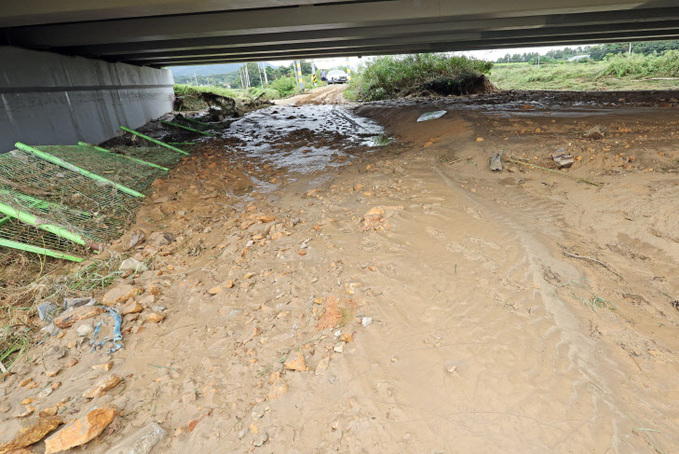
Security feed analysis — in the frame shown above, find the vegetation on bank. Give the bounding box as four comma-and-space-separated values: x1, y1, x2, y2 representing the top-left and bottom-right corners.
349, 54, 494, 101
491, 51, 679, 91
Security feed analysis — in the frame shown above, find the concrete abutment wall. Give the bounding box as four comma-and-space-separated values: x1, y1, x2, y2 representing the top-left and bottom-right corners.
0, 46, 174, 153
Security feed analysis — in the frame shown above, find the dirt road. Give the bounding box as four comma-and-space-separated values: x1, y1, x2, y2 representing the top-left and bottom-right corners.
277, 84, 350, 106
2, 88, 679, 453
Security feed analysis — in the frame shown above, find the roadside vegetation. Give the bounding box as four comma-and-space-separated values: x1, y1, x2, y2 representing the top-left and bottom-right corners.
349, 53, 494, 101
492, 52, 679, 91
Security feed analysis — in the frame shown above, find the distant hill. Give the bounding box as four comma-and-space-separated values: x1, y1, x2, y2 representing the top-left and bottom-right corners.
169, 62, 278, 78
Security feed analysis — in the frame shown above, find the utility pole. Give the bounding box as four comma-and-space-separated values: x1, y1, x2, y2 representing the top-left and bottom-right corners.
239, 67, 245, 89
628, 42, 633, 55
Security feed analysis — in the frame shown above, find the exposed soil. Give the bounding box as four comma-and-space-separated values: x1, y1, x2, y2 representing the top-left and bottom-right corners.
2, 86, 679, 453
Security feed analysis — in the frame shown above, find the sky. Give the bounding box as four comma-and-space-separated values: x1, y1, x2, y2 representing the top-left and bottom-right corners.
268, 44, 592, 70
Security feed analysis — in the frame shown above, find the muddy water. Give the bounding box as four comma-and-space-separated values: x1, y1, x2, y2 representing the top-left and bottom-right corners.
263, 146, 673, 453
222, 105, 384, 174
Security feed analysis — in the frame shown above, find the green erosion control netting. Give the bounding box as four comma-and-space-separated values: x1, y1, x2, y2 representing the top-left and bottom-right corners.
0, 131, 188, 262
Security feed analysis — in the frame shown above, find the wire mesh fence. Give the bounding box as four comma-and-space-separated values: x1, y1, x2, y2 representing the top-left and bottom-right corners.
0, 133, 188, 262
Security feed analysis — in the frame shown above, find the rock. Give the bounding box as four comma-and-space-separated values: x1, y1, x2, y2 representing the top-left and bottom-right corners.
37, 302, 60, 322
63, 297, 95, 310
14, 407, 36, 418
208, 287, 222, 295
363, 207, 385, 230
107, 422, 167, 454
507, 166, 519, 173
148, 232, 176, 246
76, 324, 94, 337
489, 150, 503, 172
284, 352, 307, 372
119, 258, 147, 273
39, 406, 60, 417
53, 306, 103, 329
0, 416, 63, 454
82, 374, 122, 399
92, 361, 113, 372
145, 312, 166, 323
121, 300, 143, 316
102, 285, 141, 307
125, 229, 147, 250
146, 282, 162, 296
253, 432, 269, 447
268, 378, 288, 400
361, 317, 373, 328
315, 358, 329, 376
138, 294, 155, 306
334, 342, 344, 353
583, 125, 606, 140
44, 407, 117, 454
45, 369, 61, 378
551, 148, 574, 169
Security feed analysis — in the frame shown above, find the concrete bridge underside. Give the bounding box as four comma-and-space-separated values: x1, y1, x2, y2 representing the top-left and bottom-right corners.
1, 0, 679, 67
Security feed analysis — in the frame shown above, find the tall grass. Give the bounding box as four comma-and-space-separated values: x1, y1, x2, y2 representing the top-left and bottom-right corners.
492, 52, 679, 91
174, 83, 280, 101
351, 53, 493, 101
598, 50, 679, 78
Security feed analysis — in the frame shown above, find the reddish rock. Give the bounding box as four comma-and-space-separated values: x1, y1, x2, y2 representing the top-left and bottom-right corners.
53, 306, 103, 329
82, 375, 122, 399
284, 352, 307, 372
0, 417, 63, 454
102, 285, 141, 307
44, 407, 117, 454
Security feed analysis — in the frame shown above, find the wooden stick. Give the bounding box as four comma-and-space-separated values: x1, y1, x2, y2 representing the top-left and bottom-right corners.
562, 249, 622, 278
507, 157, 601, 187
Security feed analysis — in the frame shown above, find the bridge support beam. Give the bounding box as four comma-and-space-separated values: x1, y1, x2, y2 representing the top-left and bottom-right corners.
0, 46, 174, 153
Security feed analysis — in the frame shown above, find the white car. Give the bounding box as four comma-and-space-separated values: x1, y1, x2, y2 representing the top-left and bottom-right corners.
327, 70, 348, 84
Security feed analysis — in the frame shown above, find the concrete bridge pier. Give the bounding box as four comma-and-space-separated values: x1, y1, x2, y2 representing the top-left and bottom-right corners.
0, 46, 174, 153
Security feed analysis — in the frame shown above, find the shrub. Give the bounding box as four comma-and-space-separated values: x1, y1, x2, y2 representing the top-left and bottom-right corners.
351, 53, 494, 101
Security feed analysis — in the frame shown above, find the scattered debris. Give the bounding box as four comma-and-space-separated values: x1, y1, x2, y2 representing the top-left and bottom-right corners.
489, 150, 503, 171
53, 306, 103, 329
552, 148, 574, 169
584, 125, 606, 140
506, 157, 600, 187
417, 111, 447, 122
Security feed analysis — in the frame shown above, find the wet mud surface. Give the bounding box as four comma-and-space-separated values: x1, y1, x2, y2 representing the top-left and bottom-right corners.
2, 87, 679, 453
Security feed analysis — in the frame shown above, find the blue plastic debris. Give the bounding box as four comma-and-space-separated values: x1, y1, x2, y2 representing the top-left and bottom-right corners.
89, 306, 124, 354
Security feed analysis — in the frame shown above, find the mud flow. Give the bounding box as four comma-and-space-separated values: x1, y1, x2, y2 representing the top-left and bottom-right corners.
222, 105, 384, 174
2, 87, 679, 453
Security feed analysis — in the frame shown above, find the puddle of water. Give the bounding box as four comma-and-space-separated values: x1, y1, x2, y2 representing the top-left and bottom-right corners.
219, 105, 385, 174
